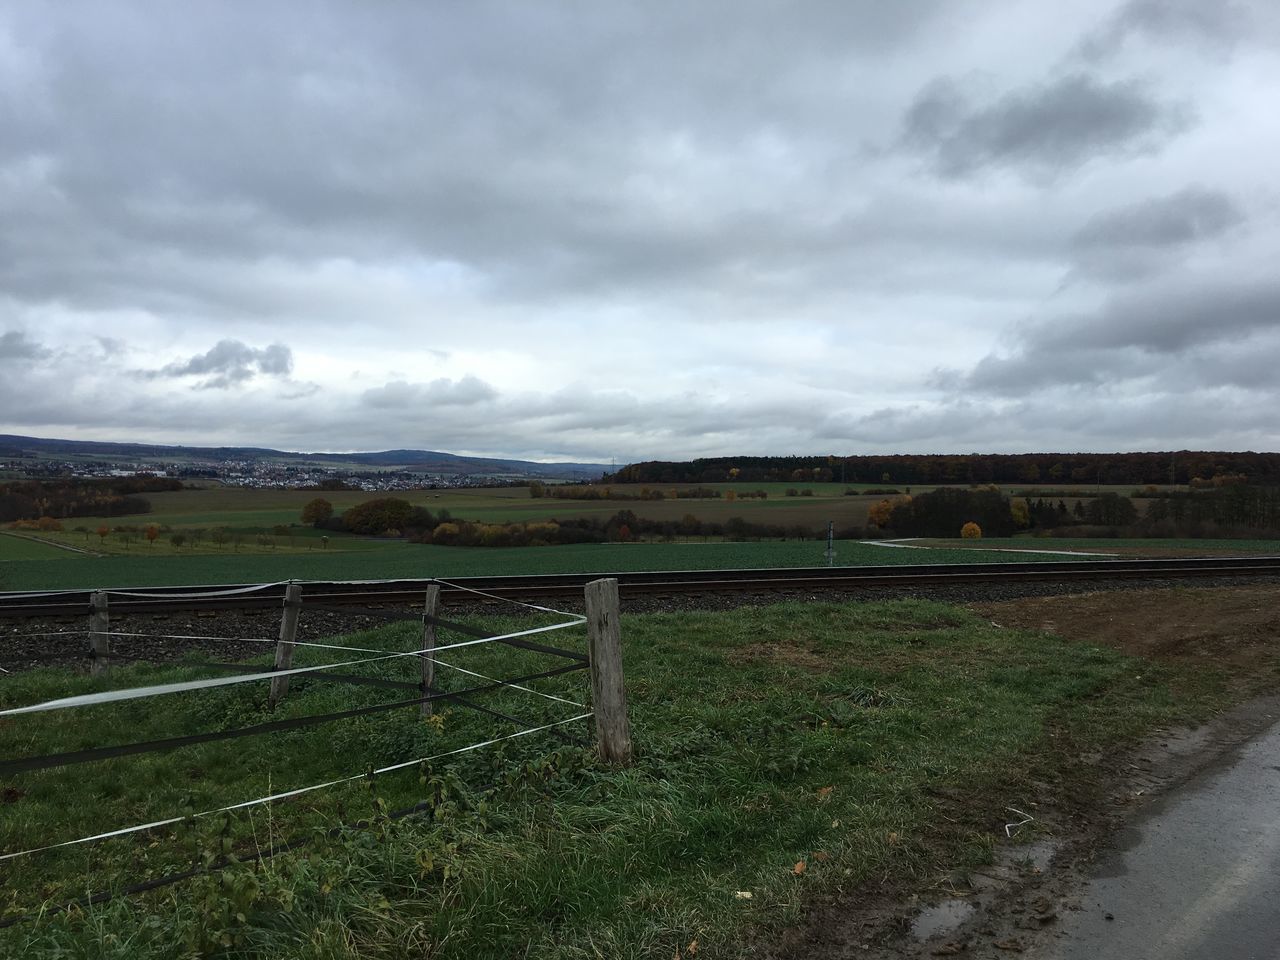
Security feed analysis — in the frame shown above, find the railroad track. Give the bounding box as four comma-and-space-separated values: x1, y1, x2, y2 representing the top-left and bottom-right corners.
2, 555, 1279, 618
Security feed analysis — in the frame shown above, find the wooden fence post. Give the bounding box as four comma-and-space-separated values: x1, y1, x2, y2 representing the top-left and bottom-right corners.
89, 590, 110, 677
421, 584, 441, 716
584, 577, 632, 764
268, 582, 303, 708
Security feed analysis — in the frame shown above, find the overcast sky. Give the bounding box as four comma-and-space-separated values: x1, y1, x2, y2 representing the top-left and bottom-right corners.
2, 1, 1278, 462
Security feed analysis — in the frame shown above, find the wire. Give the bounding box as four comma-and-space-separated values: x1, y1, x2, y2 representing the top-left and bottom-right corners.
0, 712, 592, 863
0, 620, 585, 717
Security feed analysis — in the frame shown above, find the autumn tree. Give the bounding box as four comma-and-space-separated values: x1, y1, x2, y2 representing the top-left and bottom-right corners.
301, 497, 334, 526
1010, 499, 1030, 528
145, 524, 159, 547
868, 498, 895, 527
961, 521, 982, 539
95, 524, 109, 545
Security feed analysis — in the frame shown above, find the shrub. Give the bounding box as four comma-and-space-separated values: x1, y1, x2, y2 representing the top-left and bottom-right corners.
343, 498, 413, 536
961, 521, 982, 539
300, 497, 334, 526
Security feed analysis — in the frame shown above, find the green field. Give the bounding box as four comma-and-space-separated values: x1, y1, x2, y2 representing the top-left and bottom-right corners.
0, 597, 1246, 958
17, 481, 1142, 561
0, 539, 1094, 592
9, 483, 1271, 593
915, 537, 1280, 555
0, 533, 77, 562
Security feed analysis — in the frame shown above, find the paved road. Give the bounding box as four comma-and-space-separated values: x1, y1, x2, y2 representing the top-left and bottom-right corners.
1035, 719, 1280, 960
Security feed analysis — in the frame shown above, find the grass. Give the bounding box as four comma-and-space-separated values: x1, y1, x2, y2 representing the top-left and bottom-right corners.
0, 533, 76, 562
0, 598, 1242, 958
20, 482, 1141, 560
917, 537, 1280, 555
0, 539, 1099, 591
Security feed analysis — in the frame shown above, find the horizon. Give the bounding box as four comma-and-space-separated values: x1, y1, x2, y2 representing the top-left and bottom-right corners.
3, 431, 1273, 468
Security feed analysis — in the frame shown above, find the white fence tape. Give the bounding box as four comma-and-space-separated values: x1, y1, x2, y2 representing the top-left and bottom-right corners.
0, 712, 593, 863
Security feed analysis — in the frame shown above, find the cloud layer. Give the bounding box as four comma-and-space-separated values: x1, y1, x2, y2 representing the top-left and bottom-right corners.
1, 1, 1278, 459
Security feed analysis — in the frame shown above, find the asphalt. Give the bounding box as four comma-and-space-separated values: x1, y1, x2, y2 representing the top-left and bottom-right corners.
1035, 717, 1280, 960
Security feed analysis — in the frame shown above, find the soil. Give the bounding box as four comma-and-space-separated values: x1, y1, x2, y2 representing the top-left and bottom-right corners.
971, 584, 1280, 685
763, 585, 1280, 959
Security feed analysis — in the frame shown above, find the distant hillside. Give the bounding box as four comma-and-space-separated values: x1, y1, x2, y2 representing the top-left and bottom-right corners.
0, 435, 607, 480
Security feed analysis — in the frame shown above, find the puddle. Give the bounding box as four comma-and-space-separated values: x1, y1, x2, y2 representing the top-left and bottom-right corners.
1014, 838, 1060, 873
911, 898, 975, 940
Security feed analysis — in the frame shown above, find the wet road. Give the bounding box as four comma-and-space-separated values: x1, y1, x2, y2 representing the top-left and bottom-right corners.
1036, 719, 1280, 960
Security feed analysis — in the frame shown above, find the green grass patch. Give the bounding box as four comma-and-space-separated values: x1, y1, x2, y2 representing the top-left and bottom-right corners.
0, 599, 1234, 958
0, 533, 76, 562
920, 537, 1280, 554
0, 539, 1099, 591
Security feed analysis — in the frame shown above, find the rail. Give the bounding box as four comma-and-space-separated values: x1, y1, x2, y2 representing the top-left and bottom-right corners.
2, 555, 1279, 618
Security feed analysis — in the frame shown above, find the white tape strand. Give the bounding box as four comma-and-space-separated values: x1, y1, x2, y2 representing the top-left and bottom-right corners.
0, 712, 593, 863
104, 582, 292, 600
0, 619, 585, 717
431, 578, 582, 620
425, 656, 586, 708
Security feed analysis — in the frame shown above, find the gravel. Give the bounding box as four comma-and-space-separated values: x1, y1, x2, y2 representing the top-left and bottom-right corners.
4, 574, 1278, 674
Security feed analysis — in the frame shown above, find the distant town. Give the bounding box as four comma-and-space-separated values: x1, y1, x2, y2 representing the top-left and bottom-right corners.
0, 456, 548, 491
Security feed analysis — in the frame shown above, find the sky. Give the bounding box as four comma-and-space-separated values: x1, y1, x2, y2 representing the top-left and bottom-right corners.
1, 1, 1278, 463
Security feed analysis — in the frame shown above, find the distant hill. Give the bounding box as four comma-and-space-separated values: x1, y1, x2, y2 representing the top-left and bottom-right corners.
0, 435, 608, 481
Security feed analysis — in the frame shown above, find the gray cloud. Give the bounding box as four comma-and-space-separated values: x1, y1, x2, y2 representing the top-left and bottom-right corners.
1073, 187, 1244, 249
0, 330, 52, 361
1067, 186, 1247, 282
1079, 0, 1255, 59
957, 275, 1280, 396
0, 2, 1278, 459
144, 339, 294, 388
361, 376, 498, 409
902, 74, 1190, 178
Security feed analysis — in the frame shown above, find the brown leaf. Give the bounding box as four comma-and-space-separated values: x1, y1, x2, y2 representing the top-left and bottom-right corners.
686, 939, 699, 956
888, 831, 900, 845
812, 851, 830, 862
817, 786, 834, 798
793, 860, 807, 875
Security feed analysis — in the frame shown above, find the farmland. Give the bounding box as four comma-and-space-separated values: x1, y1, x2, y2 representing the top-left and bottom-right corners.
0, 538, 1087, 592
5, 482, 1278, 592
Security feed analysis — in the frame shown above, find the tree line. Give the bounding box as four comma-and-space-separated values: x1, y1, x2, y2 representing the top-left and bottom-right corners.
0, 476, 180, 522
607, 451, 1280, 486
301, 496, 837, 546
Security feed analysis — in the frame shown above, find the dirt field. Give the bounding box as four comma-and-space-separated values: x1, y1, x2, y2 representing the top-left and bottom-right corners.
971, 585, 1280, 685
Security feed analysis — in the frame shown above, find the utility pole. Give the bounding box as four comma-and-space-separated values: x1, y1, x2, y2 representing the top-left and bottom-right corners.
825, 521, 835, 567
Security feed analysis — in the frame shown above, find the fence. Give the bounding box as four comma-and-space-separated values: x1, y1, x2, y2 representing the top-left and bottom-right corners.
0, 577, 631, 918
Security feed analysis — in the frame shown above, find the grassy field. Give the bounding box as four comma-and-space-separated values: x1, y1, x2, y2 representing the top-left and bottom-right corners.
0, 597, 1243, 959
11, 483, 1268, 594
0, 533, 77, 562
914, 537, 1280, 556
22, 482, 1153, 555
0, 538, 1099, 592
